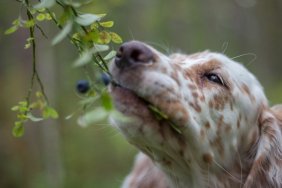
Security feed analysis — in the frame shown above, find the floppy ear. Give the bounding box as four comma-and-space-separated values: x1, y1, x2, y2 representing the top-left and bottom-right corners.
244, 105, 282, 188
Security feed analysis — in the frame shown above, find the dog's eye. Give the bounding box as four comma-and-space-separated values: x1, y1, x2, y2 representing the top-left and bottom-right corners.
205, 73, 224, 86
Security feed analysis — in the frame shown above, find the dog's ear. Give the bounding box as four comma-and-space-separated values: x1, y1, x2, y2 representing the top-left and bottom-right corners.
244, 105, 282, 188
271, 104, 282, 120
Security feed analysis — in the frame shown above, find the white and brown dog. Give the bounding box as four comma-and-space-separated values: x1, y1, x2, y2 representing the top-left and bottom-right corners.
109, 41, 282, 188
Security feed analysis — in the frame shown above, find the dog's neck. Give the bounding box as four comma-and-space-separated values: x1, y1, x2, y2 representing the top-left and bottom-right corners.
144, 125, 260, 188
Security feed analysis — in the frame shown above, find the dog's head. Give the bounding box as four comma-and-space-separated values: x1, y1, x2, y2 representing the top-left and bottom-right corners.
109, 41, 282, 187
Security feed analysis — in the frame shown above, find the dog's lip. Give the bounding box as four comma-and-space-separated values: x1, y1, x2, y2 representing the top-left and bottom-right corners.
110, 81, 149, 105
109, 81, 153, 118
109, 81, 183, 134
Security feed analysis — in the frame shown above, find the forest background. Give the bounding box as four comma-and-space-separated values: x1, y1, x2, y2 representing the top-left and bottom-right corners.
1, 0, 282, 187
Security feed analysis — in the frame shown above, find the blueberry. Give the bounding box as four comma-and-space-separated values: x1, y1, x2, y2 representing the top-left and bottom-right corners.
76, 80, 90, 94
101, 73, 111, 86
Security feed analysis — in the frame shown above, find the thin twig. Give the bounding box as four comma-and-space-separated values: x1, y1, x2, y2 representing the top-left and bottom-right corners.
25, 0, 49, 105
35, 24, 48, 39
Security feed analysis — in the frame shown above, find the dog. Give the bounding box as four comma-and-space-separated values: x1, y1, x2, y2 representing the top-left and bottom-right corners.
109, 41, 282, 188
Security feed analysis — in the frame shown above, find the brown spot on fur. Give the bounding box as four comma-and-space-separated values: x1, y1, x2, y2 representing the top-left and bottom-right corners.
237, 114, 242, 128
224, 124, 232, 133
162, 158, 172, 166
171, 70, 180, 86
199, 95, 205, 102
149, 95, 189, 126
237, 118, 241, 128
241, 83, 256, 103
209, 100, 214, 108
241, 83, 251, 95
205, 122, 211, 129
211, 135, 224, 158
160, 67, 168, 74
188, 84, 197, 90
200, 129, 205, 139
230, 101, 233, 110
189, 102, 201, 112
217, 115, 224, 129
202, 153, 213, 164
212, 94, 230, 111
192, 92, 198, 99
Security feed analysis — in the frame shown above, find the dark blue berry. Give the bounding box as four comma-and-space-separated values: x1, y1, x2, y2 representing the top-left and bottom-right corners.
101, 73, 111, 86
76, 80, 90, 94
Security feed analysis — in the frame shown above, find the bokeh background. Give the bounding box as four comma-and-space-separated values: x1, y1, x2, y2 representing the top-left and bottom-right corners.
1, 0, 282, 187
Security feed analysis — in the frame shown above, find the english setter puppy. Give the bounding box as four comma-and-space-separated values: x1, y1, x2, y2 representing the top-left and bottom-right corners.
109, 41, 282, 188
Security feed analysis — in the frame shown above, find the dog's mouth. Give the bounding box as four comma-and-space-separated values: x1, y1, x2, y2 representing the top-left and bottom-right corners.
109, 80, 183, 134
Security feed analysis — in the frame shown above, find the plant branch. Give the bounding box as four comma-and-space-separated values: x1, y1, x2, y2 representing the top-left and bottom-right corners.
69, 6, 110, 74
25, 0, 49, 106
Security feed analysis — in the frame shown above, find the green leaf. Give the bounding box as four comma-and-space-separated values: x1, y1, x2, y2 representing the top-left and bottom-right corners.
4, 25, 18, 35
79, 96, 99, 106
90, 23, 99, 30
72, 33, 81, 40
101, 91, 113, 111
73, 50, 92, 67
58, 10, 70, 25
75, 13, 104, 26
24, 43, 31, 49
36, 91, 43, 98
30, 9, 37, 15
63, 1, 81, 8
12, 122, 24, 137
19, 106, 28, 113
73, 44, 109, 67
110, 32, 123, 44
34, 0, 55, 9
97, 31, 111, 44
24, 37, 34, 49
83, 30, 99, 43
148, 105, 168, 120
24, 19, 35, 28
104, 50, 117, 61
37, 8, 46, 13
29, 102, 39, 109
27, 113, 43, 122
93, 44, 109, 53
17, 114, 28, 121
110, 110, 132, 123
11, 106, 19, 111
100, 21, 114, 28
12, 18, 20, 26
19, 101, 28, 106
45, 13, 52, 20
36, 13, 46, 21
43, 106, 59, 119
52, 21, 73, 45
77, 107, 108, 127
65, 112, 75, 120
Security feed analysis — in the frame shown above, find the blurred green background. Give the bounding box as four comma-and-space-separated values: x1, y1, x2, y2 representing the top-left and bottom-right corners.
1, 0, 282, 187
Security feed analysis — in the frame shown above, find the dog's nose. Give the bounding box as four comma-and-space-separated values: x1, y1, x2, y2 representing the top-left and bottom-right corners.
115, 41, 154, 69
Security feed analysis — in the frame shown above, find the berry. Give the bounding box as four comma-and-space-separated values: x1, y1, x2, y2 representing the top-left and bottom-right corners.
76, 80, 90, 94
101, 73, 111, 86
